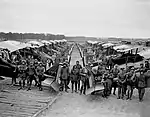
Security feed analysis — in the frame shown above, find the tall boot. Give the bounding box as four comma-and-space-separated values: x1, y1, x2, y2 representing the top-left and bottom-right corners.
78, 80, 80, 91
80, 86, 83, 95
23, 80, 25, 88
117, 87, 121, 99
138, 89, 142, 101
113, 87, 116, 95
18, 81, 22, 90
140, 88, 145, 101
129, 89, 133, 100
71, 82, 74, 93
126, 90, 130, 100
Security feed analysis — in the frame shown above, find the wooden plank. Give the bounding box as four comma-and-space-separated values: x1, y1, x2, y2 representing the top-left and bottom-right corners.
0, 111, 33, 117
0, 105, 39, 114
0, 101, 43, 108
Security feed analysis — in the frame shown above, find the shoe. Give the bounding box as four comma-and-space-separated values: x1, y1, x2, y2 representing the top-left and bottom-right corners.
117, 97, 121, 99
27, 88, 31, 91
18, 87, 22, 90
39, 88, 43, 91
65, 90, 68, 93
139, 99, 143, 102
113, 93, 116, 95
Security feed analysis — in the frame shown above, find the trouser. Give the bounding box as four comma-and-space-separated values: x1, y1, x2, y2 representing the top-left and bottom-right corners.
103, 82, 108, 97
111, 81, 117, 95
38, 75, 43, 90
86, 78, 90, 89
126, 85, 133, 99
62, 79, 68, 91
80, 81, 86, 94
18, 76, 26, 88
27, 75, 35, 89
118, 83, 126, 99
71, 81, 77, 92
33, 75, 39, 86
12, 76, 17, 85
138, 87, 145, 101
77, 75, 80, 90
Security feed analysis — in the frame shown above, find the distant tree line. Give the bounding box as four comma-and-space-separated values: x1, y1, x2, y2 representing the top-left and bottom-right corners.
0, 32, 65, 40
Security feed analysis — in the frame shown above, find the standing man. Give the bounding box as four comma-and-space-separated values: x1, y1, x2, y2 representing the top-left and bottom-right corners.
110, 64, 120, 95
80, 67, 88, 95
26, 61, 36, 91
125, 68, 135, 100
36, 62, 45, 91
70, 67, 78, 93
60, 62, 69, 92
73, 61, 82, 91
117, 68, 126, 99
138, 70, 147, 102
18, 60, 27, 90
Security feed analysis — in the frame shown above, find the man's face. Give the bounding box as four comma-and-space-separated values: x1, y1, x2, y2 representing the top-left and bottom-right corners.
30, 64, 33, 66
39, 63, 42, 67
22, 62, 25, 65
140, 71, 144, 74
76, 61, 79, 65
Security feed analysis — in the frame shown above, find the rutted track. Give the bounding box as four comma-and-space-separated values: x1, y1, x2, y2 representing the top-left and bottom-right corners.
0, 78, 58, 117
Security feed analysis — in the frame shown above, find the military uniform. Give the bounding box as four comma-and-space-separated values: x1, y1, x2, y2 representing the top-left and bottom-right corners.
80, 67, 88, 95
73, 62, 82, 90
60, 63, 69, 92
18, 60, 27, 90
117, 68, 126, 99
36, 63, 45, 91
26, 62, 36, 90
70, 68, 78, 93
101, 72, 109, 98
125, 70, 134, 100
110, 66, 120, 95
138, 71, 147, 102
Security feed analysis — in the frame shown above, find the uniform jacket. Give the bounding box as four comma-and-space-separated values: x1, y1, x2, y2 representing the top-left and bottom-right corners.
60, 66, 69, 80
138, 74, 146, 88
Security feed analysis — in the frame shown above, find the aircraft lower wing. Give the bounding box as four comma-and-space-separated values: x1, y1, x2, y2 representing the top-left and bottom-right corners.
85, 84, 104, 95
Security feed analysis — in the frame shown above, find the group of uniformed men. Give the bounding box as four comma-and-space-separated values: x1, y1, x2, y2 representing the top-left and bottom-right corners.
97, 60, 150, 102
60, 60, 90, 95
16, 55, 45, 91
61, 57, 150, 102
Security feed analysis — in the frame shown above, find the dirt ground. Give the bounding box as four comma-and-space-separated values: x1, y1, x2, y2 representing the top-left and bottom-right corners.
40, 88, 150, 117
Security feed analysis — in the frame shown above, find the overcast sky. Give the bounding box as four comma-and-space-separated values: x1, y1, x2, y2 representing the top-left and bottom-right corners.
0, 0, 150, 38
